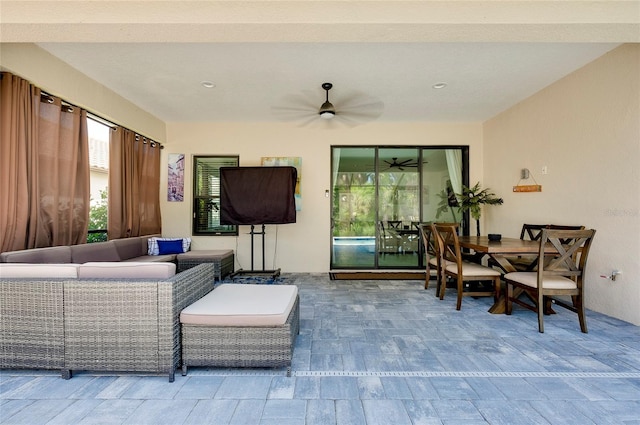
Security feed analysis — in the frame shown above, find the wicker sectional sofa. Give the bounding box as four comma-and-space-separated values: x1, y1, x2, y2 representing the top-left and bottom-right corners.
0, 262, 216, 382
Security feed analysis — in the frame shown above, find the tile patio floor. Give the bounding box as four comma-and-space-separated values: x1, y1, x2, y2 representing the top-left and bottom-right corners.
2, 273, 640, 424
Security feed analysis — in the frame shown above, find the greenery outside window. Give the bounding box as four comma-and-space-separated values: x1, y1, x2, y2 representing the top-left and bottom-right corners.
193, 155, 239, 235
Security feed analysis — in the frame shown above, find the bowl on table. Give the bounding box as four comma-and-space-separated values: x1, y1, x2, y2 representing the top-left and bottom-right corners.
488, 233, 502, 241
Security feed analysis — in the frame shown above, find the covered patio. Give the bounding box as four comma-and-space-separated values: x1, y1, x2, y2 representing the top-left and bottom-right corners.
2, 274, 639, 424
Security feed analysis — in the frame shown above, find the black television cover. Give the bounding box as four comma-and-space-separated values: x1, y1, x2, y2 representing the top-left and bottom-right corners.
220, 166, 297, 225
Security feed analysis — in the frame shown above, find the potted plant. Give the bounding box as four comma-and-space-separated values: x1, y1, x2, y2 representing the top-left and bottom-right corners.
457, 182, 503, 236
435, 180, 460, 223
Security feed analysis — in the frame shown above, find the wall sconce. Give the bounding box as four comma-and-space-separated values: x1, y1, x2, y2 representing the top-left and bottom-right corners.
513, 168, 542, 192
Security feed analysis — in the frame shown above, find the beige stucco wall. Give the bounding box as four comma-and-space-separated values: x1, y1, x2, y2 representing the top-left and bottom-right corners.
484, 44, 640, 325
0, 43, 166, 141
161, 122, 484, 273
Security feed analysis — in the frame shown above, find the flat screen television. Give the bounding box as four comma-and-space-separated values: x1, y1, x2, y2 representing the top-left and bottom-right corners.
220, 166, 297, 225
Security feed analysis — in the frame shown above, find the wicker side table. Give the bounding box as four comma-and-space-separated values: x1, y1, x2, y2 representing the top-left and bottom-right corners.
176, 250, 234, 281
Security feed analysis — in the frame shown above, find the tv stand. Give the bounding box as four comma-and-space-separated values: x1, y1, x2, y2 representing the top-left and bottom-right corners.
229, 224, 281, 281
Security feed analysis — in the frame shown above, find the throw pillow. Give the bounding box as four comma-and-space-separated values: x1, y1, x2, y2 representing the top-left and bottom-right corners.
147, 237, 191, 255
157, 239, 184, 255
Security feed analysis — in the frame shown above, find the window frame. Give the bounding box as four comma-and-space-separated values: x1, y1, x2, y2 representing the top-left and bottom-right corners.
192, 155, 239, 236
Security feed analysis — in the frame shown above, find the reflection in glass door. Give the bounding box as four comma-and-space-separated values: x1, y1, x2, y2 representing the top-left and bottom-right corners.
331, 147, 376, 268
331, 146, 467, 270
378, 148, 420, 268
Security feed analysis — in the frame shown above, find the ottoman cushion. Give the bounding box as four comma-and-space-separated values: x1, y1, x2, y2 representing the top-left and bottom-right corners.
180, 284, 298, 327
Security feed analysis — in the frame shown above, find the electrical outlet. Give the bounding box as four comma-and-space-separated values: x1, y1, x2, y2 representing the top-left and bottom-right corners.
541, 166, 548, 175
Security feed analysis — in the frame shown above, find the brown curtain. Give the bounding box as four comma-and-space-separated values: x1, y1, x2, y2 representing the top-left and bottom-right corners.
108, 127, 162, 239
0, 72, 90, 251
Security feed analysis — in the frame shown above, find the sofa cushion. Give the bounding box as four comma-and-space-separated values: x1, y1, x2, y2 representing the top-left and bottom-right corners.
148, 237, 191, 255
112, 237, 145, 261
0, 246, 72, 263
180, 284, 298, 327
70, 241, 120, 263
0, 263, 79, 278
78, 262, 176, 279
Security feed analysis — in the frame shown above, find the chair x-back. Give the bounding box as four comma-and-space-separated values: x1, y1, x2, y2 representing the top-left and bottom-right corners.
419, 224, 438, 290
507, 224, 585, 271
504, 228, 596, 333
433, 224, 501, 310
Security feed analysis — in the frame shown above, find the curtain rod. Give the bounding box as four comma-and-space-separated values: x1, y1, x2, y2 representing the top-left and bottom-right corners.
40, 91, 164, 149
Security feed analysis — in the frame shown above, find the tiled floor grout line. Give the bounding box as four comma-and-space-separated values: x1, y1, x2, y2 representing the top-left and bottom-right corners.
184, 370, 640, 378
294, 370, 640, 378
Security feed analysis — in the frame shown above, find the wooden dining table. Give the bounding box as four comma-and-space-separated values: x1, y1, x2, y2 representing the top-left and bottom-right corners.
456, 236, 554, 314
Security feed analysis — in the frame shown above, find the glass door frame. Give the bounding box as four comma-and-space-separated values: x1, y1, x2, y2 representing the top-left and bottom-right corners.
330, 145, 469, 270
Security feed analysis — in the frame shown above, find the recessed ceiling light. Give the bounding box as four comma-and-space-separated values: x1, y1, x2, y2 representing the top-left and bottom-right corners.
432, 82, 448, 89
201, 81, 216, 88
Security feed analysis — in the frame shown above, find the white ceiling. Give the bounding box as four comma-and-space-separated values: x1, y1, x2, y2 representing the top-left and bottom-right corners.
36, 42, 620, 123
3, 1, 636, 125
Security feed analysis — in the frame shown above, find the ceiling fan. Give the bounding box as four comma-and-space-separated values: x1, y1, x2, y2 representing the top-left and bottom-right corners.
383, 157, 420, 171
272, 82, 384, 127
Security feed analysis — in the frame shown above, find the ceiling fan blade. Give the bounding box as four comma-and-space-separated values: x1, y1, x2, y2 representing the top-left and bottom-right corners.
338, 99, 384, 112
283, 91, 319, 110
271, 107, 315, 122
296, 114, 321, 127
336, 102, 384, 122
333, 114, 362, 127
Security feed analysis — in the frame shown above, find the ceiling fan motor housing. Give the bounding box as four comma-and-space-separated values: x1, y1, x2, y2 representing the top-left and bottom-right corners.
319, 83, 336, 118
319, 101, 335, 118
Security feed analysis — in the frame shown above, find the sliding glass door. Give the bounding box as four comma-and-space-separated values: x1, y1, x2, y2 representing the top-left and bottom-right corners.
331, 146, 468, 270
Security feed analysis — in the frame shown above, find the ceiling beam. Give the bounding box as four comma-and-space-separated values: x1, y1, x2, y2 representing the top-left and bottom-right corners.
1, 1, 639, 42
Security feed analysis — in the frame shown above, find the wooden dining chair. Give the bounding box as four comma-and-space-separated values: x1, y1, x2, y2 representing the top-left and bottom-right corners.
433, 224, 502, 310
509, 224, 585, 271
496, 223, 547, 271
378, 221, 398, 255
419, 224, 437, 289
504, 228, 596, 333
386, 220, 402, 229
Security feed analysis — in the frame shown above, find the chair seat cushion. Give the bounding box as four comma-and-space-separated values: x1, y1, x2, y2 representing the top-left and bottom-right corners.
429, 258, 455, 267
504, 272, 578, 290
445, 261, 501, 277
180, 284, 298, 327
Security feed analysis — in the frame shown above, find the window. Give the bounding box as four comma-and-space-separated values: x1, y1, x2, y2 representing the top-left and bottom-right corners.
193, 155, 239, 235
87, 118, 110, 242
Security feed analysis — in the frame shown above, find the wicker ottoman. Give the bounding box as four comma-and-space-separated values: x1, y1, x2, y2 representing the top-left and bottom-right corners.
180, 284, 299, 377
176, 249, 234, 281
